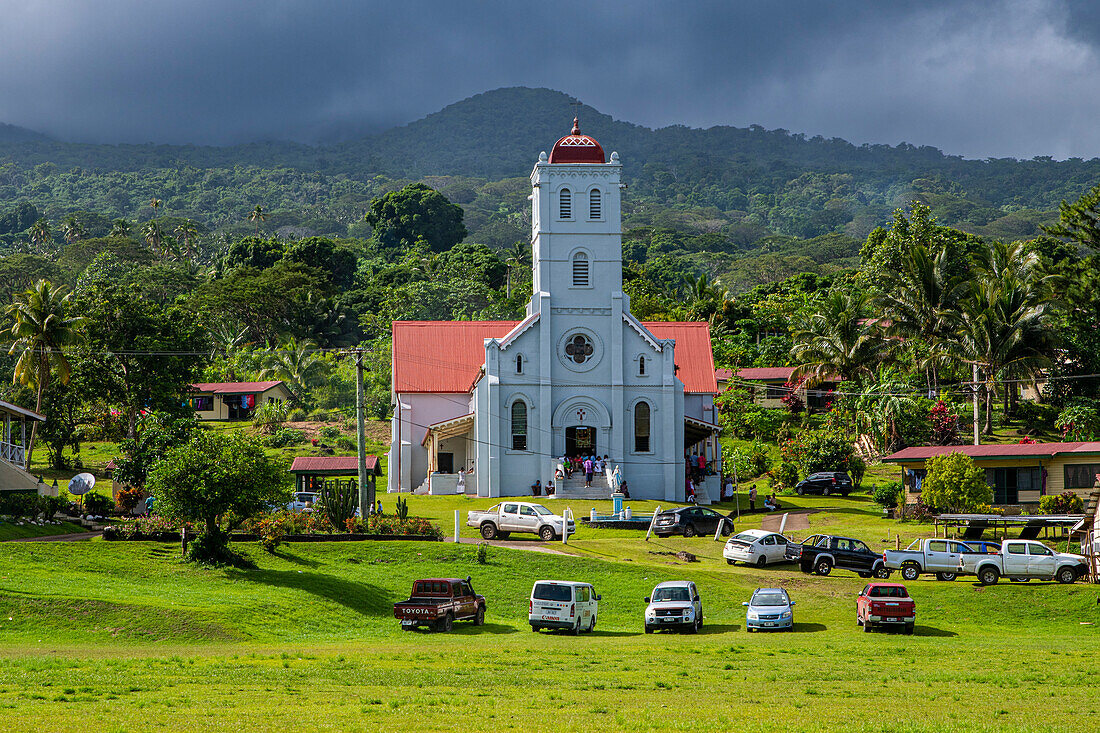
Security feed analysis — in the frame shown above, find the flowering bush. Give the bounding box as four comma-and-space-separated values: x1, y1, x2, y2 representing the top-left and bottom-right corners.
1017, 436, 1037, 445
929, 400, 960, 446
115, 486, 146, 513
1038, 491, 1084, 515
345, 514, 442, 539
240, 510, 333, 536
107, 514, 195, 540
781, 378, 804, 414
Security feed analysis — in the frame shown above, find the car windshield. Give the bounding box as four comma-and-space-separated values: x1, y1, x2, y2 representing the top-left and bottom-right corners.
751, 592, 788, 607
653, 587, 691, 602
531, 505, 553, 516
732, 532, 760, 543
869, 586, 909, 598
533, 583, 572, 601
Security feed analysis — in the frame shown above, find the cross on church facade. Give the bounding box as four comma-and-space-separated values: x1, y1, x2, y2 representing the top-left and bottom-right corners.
576, 408, 586, 422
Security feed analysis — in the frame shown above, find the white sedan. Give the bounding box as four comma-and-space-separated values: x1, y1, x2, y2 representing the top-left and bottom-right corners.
723, 529, 791, 567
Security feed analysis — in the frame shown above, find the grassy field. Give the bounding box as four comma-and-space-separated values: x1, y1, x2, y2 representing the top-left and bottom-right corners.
0, 492, 1097, 732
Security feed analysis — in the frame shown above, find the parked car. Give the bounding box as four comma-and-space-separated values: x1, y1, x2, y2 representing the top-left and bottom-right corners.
529, 580, 600, 634
287, 492, 318, 512
742, 587, 795, 632
960, 540, 1002, 554
884, 538, 977, 581
723, 529, 791, 566
787, 534, 891, 578
856, 582, 916, 634
466, 502, 575, 541
652, 506, 735, 538
393, 577, 486, 632
957, 539, 1088, 585
794, 471, 853, 496
644, 580, 703, 633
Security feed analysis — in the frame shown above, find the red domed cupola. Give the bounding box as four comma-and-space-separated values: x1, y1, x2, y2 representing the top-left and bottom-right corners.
548, 117, 605, 164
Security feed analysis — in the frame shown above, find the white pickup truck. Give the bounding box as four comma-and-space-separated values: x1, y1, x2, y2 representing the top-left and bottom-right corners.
467, 502, 575, 542
958, 539, 1089, 585
883, 538, 975, 582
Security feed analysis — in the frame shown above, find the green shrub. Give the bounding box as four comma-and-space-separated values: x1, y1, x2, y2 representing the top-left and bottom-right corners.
873, 481, 903, 509
475, 542, 488, 564
731, 441, 770, 479
83, 492, 114, 516
768, 461, 799, 491
307, 409, 332, 422
265, 428, 306, 448
921, 452, 992, 513
1038, 491, 1085, 514
1012, 400, 1058, 431
252, 400, 288, 435
782, 429, 854, 476
1055, 398, 1100, 441
320, 425, 341, 440
288, 408, 307, 422
335, 436, 356, 451
848, 455, 867, 488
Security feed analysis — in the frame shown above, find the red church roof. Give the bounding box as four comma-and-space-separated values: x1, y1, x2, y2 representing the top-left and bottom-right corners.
548, 118, 605, 164
392, 320, 717, 394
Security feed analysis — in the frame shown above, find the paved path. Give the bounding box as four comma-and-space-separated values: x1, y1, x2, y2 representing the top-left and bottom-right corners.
4, 530, 102, 543
759, 509, 818, 532
446, 537, 569, 555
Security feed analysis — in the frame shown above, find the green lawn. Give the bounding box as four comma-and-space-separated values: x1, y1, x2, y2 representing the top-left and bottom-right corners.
0, 520, 86, 542
1, 503, 1097, 731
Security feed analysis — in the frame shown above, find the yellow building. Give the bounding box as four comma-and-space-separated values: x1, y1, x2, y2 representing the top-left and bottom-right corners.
882, 442, 1100, 509
188, 381, 293, 421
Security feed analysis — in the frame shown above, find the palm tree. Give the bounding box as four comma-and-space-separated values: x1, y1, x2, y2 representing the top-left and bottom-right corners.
109, 218, 133, 238
150, 197, 162, 219
175, 222, 200, 259
208, 320, 252, 381
682, 273, 724, 320
855, 366, 919, 452
141, 221, 166, 256
4, 280, 85, 467
61, 215, 87, 244
249, 205, 267, 235
791, 289, 885, 386
259, 337, 326, 401
29, 218, 52, 251
503, 241, 530, 300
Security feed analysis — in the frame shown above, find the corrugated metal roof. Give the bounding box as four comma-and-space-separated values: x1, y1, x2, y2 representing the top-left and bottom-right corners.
191, 381, 285, 394
392, 320, 717, 394
736, 367, 795, 381
883, 441, 1100, 463
289, 455, 380, 474
0, 398, 45, 421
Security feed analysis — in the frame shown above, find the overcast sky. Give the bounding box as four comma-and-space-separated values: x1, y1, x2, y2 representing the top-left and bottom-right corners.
2, 0, 1098, 159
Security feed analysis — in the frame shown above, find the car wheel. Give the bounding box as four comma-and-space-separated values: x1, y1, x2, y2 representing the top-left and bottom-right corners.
905, 624, 914, 635
873, 566, 891, 580
539, 525, 556, 542
686, 619, 699, 634
530, 624, 540, 632
570, 618, 581, 636
474, 606, 485, 626
1057, 566, 1078, 585
726, 559, 736, 565
756, 555, 767, 568
645, 625, 654, 634
479, 523, 498, 541
814, 558, 833, 576
588, 615, 596, 632
978, 566, 1000, 586
721, 523, 732, 537
863, 618, 873, 633
796, 486, 805, 495
822, 487, 830, 496
682, 524, 696, 538
901, 563, 920, 582
936, 572, 957, 582
438, 613, 454, 633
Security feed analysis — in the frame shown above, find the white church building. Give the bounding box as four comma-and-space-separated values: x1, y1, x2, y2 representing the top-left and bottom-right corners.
388, 119, 722, 501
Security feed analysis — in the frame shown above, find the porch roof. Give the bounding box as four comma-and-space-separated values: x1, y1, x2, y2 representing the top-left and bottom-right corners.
0, 399, 45, 422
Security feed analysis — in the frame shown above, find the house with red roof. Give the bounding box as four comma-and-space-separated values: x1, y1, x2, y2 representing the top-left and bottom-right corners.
188, 381, 293, 421
715, 367, 840, 411
389, 119, 721, 501
882, 442, 1100, 509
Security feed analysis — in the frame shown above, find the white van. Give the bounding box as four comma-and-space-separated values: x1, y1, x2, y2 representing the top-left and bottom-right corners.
529, 580, 600, 634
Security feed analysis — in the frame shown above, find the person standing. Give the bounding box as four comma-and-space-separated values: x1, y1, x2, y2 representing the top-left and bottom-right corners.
748, 484, 757, 512
583, 456, 594, 488
723, 476, 733, 502
457, 468, 466, 495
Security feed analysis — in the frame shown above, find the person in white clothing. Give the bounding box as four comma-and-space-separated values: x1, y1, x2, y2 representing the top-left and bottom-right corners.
456, 469, 466, 494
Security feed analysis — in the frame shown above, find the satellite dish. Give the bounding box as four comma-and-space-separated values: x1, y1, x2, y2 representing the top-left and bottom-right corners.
68, 472, 96, 496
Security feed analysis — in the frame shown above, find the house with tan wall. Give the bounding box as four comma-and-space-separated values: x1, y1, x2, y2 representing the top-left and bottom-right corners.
715, 367, 839, 411
188, 381, 294, 421
882, 442, 1100, 509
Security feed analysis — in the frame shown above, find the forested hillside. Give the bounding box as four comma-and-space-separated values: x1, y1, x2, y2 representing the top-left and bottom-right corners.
2, 87, 1098, 293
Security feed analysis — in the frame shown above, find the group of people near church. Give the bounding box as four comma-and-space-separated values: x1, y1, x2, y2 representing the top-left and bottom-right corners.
559, 454, 609, 488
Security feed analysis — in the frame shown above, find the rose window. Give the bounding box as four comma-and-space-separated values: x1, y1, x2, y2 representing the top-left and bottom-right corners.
564, 334, 594, 364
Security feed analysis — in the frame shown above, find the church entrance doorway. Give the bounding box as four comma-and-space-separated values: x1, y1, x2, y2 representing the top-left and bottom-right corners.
565, 426, 596, 457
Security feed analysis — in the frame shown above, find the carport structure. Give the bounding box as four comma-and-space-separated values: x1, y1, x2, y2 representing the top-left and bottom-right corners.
934, 514, 1084, 541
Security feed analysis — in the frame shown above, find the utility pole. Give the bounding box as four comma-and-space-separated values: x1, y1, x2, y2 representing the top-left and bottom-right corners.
972, 363, 980, 446
355, 349, 373, 516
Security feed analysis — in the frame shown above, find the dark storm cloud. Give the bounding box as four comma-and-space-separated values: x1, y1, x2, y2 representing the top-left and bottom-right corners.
1, 0, 1098, 158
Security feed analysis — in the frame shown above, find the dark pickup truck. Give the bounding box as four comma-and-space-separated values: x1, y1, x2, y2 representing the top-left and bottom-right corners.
786, 534, 892, 579
393, 576, 486, 632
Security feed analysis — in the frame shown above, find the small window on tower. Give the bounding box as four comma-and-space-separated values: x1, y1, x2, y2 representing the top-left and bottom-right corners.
589, 188, 601, 219
638, 356, 645, 376
516, 354, 523, 374
572, 252, 589, 286
559, 188, 572, 219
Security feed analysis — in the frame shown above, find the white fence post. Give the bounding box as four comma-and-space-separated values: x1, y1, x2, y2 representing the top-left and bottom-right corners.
714, 518, 724, 542
454, 509, 460, 543
563, 508, 573, 545
779, 512, 789, 534
645, 505, 662, 542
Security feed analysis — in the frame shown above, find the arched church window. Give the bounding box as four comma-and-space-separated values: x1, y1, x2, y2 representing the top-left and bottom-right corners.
515, 354, 523, 374
572, 252, 589, 286
589, 188, 601, 219
511, 401, 528, 451
559, 188, 572, 219
638, 356, 646, 376
564, 334, 594, 364
634, 402, 651, 452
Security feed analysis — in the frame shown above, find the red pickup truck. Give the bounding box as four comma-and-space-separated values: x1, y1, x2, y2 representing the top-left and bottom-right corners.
393, 576, 486, 632
856, 582, 915, 634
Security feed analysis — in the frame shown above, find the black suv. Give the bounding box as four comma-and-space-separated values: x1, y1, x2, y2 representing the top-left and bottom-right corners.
794, 471, 853, 496
653, 507, 736, 538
